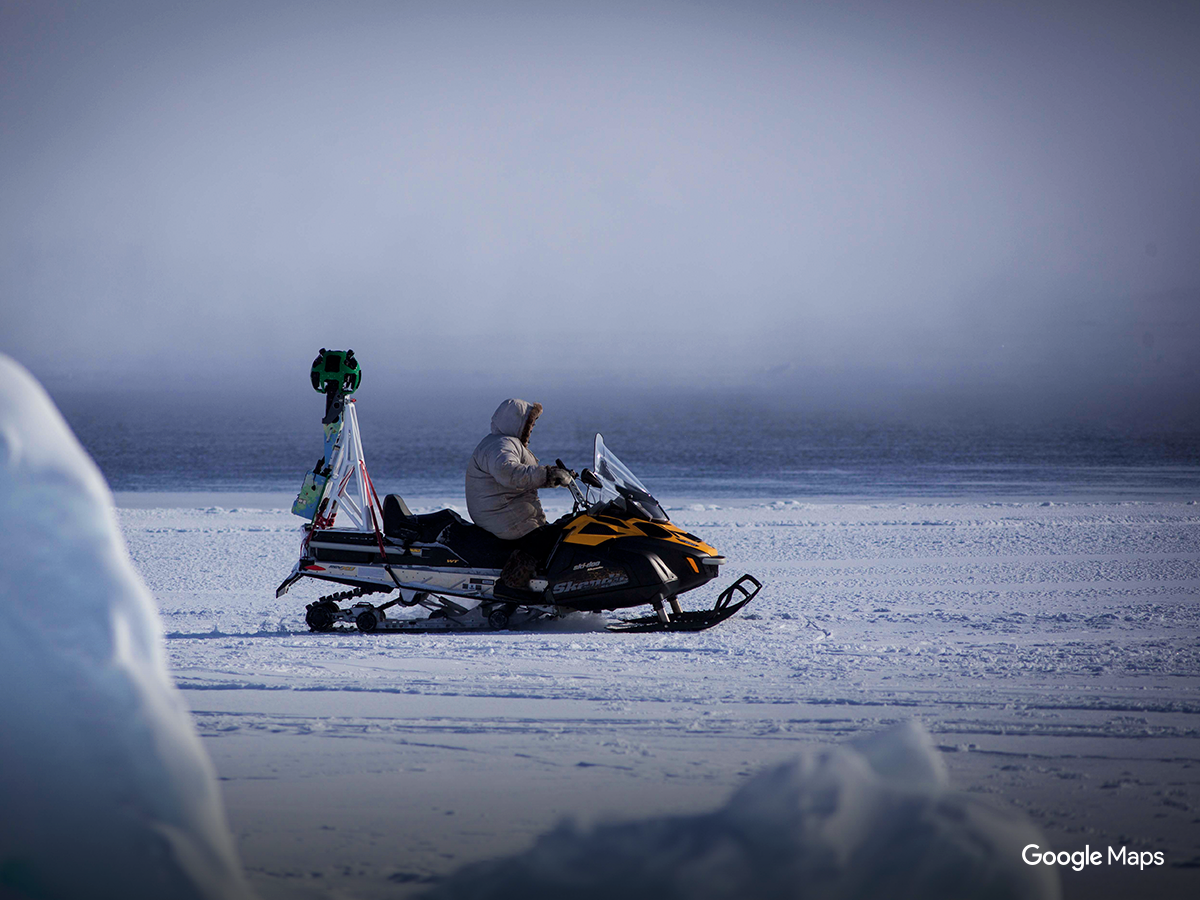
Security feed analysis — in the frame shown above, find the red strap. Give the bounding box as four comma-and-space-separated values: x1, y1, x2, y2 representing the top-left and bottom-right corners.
361, 460, 389, 560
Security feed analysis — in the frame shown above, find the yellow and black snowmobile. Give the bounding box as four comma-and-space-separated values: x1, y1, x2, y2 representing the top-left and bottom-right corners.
276, 350, 759, 633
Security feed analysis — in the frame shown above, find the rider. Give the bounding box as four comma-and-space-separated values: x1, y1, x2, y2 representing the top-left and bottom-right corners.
465, 398, 573, 588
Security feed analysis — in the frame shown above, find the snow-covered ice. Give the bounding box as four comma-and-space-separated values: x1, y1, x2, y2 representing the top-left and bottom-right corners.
0, 355, 255, 900
424, 721, 1058, 900
113, 492, 1199, 899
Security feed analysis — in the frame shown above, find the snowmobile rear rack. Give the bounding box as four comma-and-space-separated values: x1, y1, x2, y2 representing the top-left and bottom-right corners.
607, 574, 761, 632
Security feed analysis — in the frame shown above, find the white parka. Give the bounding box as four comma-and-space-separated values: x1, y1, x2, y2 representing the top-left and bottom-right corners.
465, 399, 548, 540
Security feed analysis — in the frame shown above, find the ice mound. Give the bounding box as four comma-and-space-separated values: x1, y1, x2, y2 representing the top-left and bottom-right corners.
0, 356, 254, 900
423, 721, 1058, 900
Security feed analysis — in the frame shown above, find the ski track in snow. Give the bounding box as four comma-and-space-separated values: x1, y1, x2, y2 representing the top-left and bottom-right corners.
117, 498, 1200, 899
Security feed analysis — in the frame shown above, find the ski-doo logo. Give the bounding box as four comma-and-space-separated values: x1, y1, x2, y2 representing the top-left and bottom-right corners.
573, 561, 602, 570
552, 567, 629, 594
328, 565, 357, 574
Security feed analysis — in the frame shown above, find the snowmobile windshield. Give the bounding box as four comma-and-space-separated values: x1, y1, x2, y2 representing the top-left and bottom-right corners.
593, 434, 668, 522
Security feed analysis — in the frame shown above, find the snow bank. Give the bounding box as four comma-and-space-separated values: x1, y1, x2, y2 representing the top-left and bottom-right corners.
0, 356, 254, 900
423, 721, 1058, 900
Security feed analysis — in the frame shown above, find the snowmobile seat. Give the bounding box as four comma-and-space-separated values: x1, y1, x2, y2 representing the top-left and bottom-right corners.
440, 520, 518, 569
383, 494, 414, 535
383, 494, 516, 567
383, 495, 473, 545
384, 492, 413, 520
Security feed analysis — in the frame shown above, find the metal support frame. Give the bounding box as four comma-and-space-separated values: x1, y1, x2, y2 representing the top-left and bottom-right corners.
312, 399, 382, 533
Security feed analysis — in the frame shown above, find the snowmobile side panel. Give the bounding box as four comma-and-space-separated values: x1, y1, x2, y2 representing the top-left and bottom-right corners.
541, 540, 718, 612
559, 514, 718, 556
296, 562, 501, 599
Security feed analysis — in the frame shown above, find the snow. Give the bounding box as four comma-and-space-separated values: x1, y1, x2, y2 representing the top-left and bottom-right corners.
0, 355, 254, 900
115, 495, 1199, 899
423, 721, 1058, 900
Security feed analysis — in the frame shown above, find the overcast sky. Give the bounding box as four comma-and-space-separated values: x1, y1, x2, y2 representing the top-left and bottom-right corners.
1, 0, 1197, 418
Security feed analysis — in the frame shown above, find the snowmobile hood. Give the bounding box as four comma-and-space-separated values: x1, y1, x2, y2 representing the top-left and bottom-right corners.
490, 399, 542, 446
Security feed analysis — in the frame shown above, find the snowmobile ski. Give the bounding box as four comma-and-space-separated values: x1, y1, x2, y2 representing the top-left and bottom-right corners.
607, 574, 761, 632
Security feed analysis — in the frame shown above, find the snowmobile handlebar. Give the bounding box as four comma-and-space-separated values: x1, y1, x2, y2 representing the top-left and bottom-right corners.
555, 459, 588, 509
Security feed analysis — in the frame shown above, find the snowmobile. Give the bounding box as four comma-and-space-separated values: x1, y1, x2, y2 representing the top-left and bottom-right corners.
275, 350, 760, 633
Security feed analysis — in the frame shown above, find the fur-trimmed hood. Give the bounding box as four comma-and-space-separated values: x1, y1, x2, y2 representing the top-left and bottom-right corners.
468, 399, 549, 539
490, 399, 542, 447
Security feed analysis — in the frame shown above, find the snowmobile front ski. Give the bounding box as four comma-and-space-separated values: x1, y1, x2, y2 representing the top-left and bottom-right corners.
607, 574, 761, 633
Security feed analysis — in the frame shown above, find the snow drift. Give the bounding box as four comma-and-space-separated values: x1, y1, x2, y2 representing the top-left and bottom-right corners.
0, 355, 254, 900
423, 721, 1059, 900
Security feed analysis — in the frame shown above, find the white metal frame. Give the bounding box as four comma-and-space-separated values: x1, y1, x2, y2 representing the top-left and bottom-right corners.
313, 399, 384, 533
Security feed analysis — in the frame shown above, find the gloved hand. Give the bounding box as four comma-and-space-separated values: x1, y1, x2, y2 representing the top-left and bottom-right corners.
545, 465, 573, 487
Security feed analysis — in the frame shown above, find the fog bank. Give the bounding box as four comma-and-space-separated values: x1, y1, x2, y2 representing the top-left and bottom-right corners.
3, 1, 1198, 422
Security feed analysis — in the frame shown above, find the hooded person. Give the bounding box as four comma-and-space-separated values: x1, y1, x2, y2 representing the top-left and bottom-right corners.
466, 399, 573, 588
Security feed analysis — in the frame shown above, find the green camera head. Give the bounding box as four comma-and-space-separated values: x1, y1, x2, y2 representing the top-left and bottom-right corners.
310, 349, 362, 396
